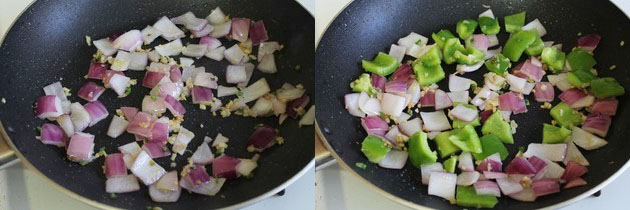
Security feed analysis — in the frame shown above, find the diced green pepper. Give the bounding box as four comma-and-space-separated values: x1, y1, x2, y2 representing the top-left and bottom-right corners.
448, 125, 482, 154
350, 73, 377, 96
567, 48, 597, 71
432, 29, 457, 49
478, 16, 500, 35
360, 135, 391, 163
541, 47, 566, 73
452, 103, 481, 128
590, 77, 626, 98
455, 45, 485, 65
484, 53, 511, 75
457, 19, 478, 40
413, 58, 445, 86
481, 111, 514, 144
525, 35, 545, 56
542, 123, 572, 144
503, 29, 538, 62
361, 52, 400, 76
443, 38, 466, 64
408, 131, 438, 168
567, 70, 596, 88
473, 134, 509, 161
418, 45, 442, 67
550, 103, 583, 128
456, 186, 499, 208
435, 131, 461, 158
443, 155, 458, 173
504, 12, 526, 33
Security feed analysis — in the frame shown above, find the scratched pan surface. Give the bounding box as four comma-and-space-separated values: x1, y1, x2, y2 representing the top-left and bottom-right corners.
316, 0, 630, 209
0, 0, 313, 209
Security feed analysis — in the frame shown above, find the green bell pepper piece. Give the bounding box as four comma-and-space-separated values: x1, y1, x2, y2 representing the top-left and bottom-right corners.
478, 16, 500, 35
567, 70, 596, 88
542, 123, 572, 144
504, 12, 526, 33
435, 131, 461, 158
362, 52, 400, 76
443, 38, 466, 64
567, 48, 596, 71
503, 29, 538, 62
550, 103, 583, 128
452, 103, 481, 128
457, 19, 478, 40
432, 29, 457, 49
456, 186, 499, 208
473, 134, 509, 161
448, 125, 483, 154
413, 54, 445, 87
455, 45, 485, 65
590, 77, 626, 98
525, 35, 545, 56
443, 155, 458, 173
481, 111, 514, 144
541, 47, 566, 73
418, 45, 442, 67
408, 131, 437, 168
361, 135, 391, 163
350, 73, 377, 96
484, 53, 511, 75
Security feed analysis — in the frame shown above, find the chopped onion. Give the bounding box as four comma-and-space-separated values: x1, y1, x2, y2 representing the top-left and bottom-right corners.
420, 111, 451, 131
508, 187, 536, 202
153, 16, 185, 41
141, 25, 162, 45
428, 172, 457, 202
210, 19, 232, 38
113, 30, 142, 52
191, 143, 214, 165
36, 95, 62, 119
257, 53, 279, 74
398, 118, 422, 136
534, 82, 554, 102
120, 107, 138, 121
130, 151, 166, 185
108, 74, 130, 97
361, 116, 389, 136
224, 44, 245, 64
242, 78, 271, 104
434, 89, 452, 110
142, 71, 167, 89
479, 9, 495, 18
127, 52, 148, 71
528, 155, 549, 173
577, 34, 601, 52
77, 82, 105, 102
506, 73, 527, 91
559, 88, 591, 108
532, 179, 559, 197
547, 73, 573, 91
247, 20, 269, 46
181, 66, 204, 82
127, 111, 157, 138
271, 95, 287, 116
193, 72, 218, 89
86, 61, 108, 80
106, 174, 140, 193
179, 175, 225, 196
40, 123, 66, 147
563, 142, 589, 166
570, 127, 607, 150
458, 152, 475, 172
217, 85, 238, 97
398, 32, 427, 50
191, 86, 214, 104
149, 171, 181, 202
536, 158, 565, 180
457, 171, 480, 186
474, 180, 501, 197
484, 46, 501, 59
498, 91, 527, 114
207, 7, 227, 25
118, 142, 142, 169
420, 162, 444, 185
449, 74, 473, 92
148, 50, 161, 62
456, 61, 484, 73
111, 50, 131, 71
562, 161, 588, 182
251, 97, 273, 117
345, 93, 366, 117
257, 41, 281, 62
450, 105, 478, 122
143, 141, 171, 158
200, 36, 222, 51
388, 44, 406, 63
186, 166, 212, 187
447, 91, 469, 104
407, 81, 421, 106
299, 105, 315, 127
523, 143, 567, 162
107, 115, 129, 138
496, 177, 523, 195
477, 158, 503, 172
172, 12, 208, 31
471, 87, 498, 108
155, 39, 184, 57
212, 133, 229, 148
520, 59, 544, 82
591, 98, 618, 116
523, 19, 547, 37
148, 117, 169, 143
84, 101, 108, 127
471, 34, 489, 52
56, 114, 74, 137
105, 153, 127, 178
582, 113, 611, 137
237, 63, 255, 87
378, 150, 408, 169
563, 177, 587, 189
142, 95, 166, 116
505, 157, 537, 175
70, 102, 90, 132
226, 65, 247, 84
182, 44, 208, 58
231, 18, 250, 43
213, 155, 241, 179
246, 125, 277, 152
483, 171, 507, 179
66, 132, 95, 162
93, 38, 117, 56
420, 90, 435, 107
480, 110, 492, 123
163, 95, 185, 116
380, 93, 406, 117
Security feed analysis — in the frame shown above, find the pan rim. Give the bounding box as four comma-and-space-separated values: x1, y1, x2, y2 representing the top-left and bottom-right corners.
0, 0, 316, 209
314, 1, 630, 208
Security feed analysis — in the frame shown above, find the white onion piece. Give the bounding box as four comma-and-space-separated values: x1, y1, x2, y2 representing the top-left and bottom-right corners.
388, 44, 406, 63
179, 57, 194, 67
406, 81, 421, 106
299, 105, 315, 127
479, 9, 495, 18
501, 110, 512, 122
212, 133, 229, 147
270, 95, 287, 116
226, 65, 247, 84
428, 172, 457, 202
148, 50, 160, 62
193, 72, 218, 89
205, 46, 226, 61
523, 143, 567, 162
241, 78, 271, 104
142, 96, 166, 116
207, 7, 227, 25
496, 177, 523, 195
276, 83, 306, 102
173, 127, 195, 155
224, 44, 245, 65
458, 151, 475, 171
384, 126, 402, 144
447, 91, 469, 104
570, 127, 607, 150
257, 42, 281, 62
380, 93, 406, 117
192, 24, 214, 38
210, 20, 231, 38
421, 162, 444, 185
398, 32, 428, 50
420, 111, 451, 131
344, 93, 365, 117
153, 16, 185, 41
484, 47, 501, 60
487, 35, 499, 48
457, 171, 480, 186
449, 74, 473, 91
398, 118, 422, 136
456, 61, 484, 73
360, 97, 381, 117
172, 12, 208, 31
523, 19, 547, 37
70, 102, 90, 132
43, 82, 67, 101
251, 97, 273, 117
182, 44, 208, 58
217, 85, 238, 97
547, 73, 573, 91
191, 143, 214, 165
111, 50, 131, 71
397, 112, 411, 123
257, 54, 277, 73
141, 25, 162, 45
378, 150, 408, 169
537, 158, 565, 179
155, 39, 184, 57
236, 158, 259, 177
113, 30, 142, 52
179, 176, 225, 196
570, 95, 595, 109
451, 105, 478, 122
119, 142, 142, 169
434, 89, 452, 110
563, 141, 590, 166
130, 151, 166, 185
128, 52, 148, 71
427, 131, 441, 140
106, 174, 140, 193
149, 182, 181, 203
506, 74, 526, 90
56, 115, 74, 137
93, 38, 117, 56
107, 115, 129, 138
109, 74, 130, 96
471, 87, 498, 108
407, 43, 432, 58
237, 63, 255, 87
181, 66, 204, 83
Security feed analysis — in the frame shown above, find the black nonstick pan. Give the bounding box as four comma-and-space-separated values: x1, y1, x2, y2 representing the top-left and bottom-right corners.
316, 0, 630, 209
0, 0, 314, 209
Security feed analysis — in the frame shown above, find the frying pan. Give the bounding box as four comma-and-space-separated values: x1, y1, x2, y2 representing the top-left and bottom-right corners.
315, 0, 630, 209
0, 0, 314, 209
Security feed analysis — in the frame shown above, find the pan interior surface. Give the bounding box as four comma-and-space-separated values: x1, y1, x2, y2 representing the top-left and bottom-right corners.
0, 0, 314, 209
315, 0, 630, 209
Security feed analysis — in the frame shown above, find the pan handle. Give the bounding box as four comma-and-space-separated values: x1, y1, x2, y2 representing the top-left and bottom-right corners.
0, 122, 18, 169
